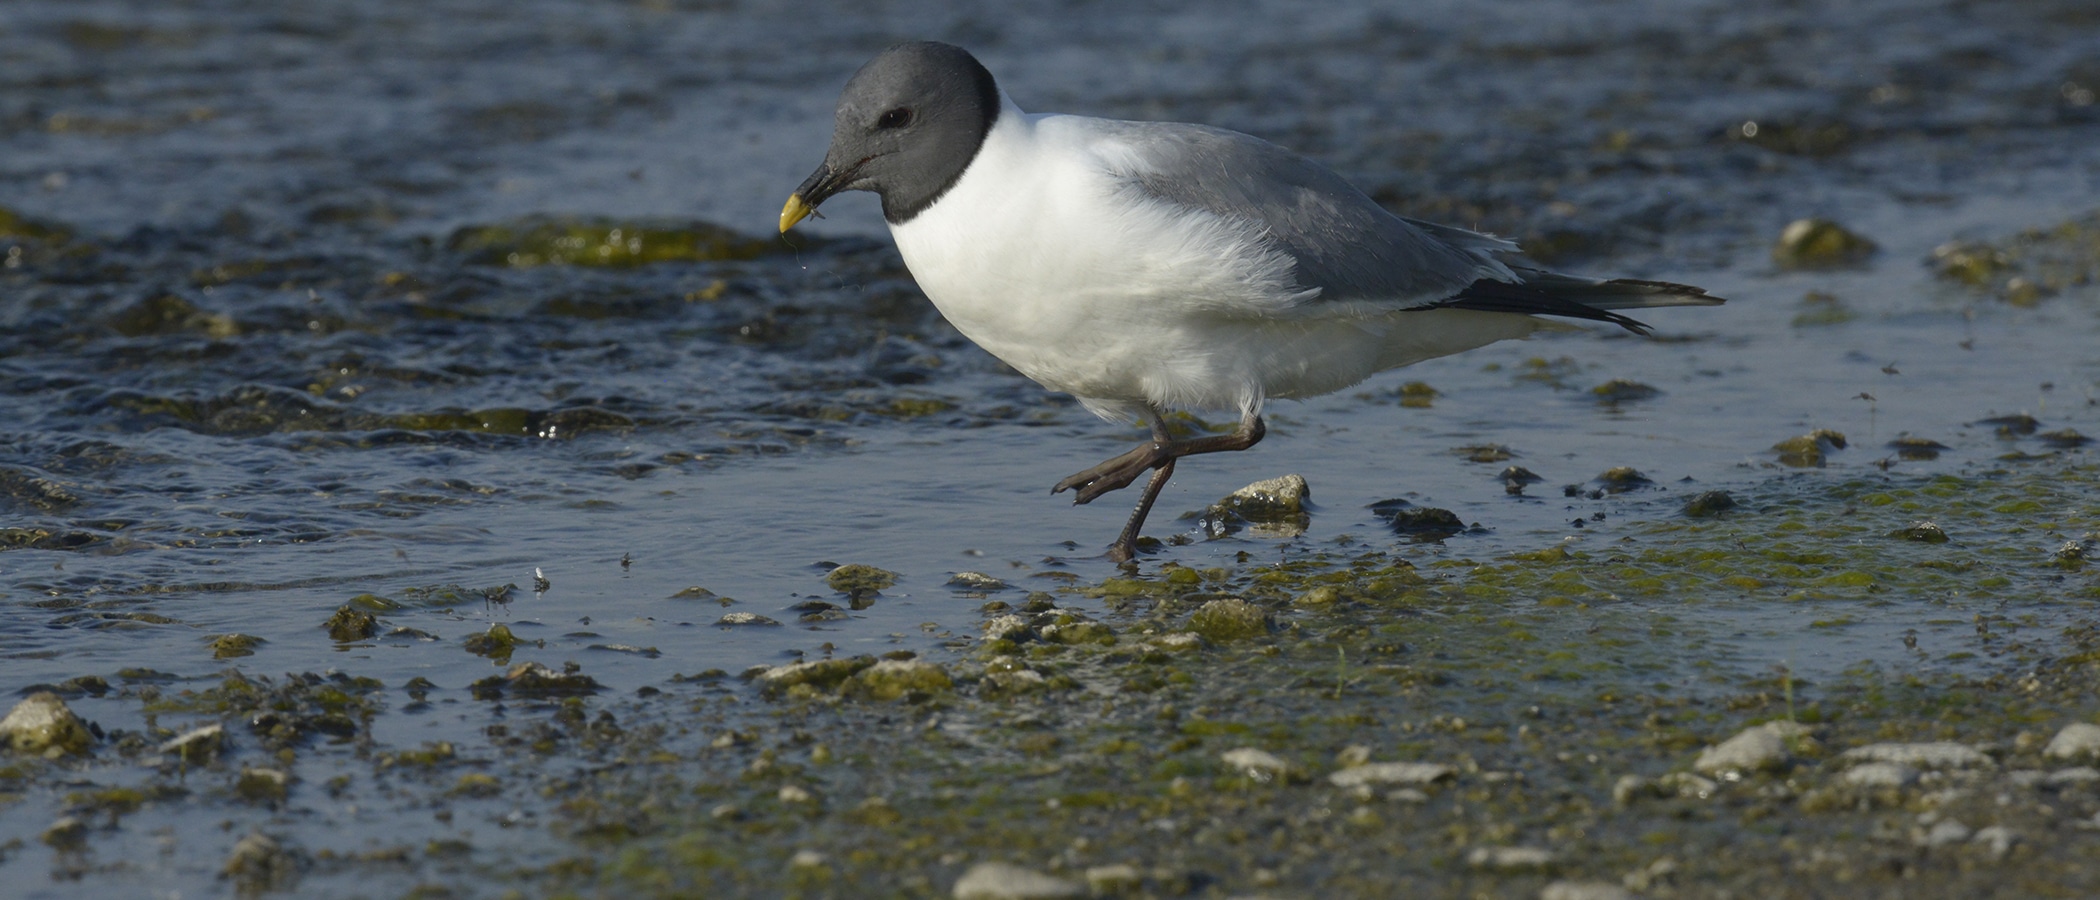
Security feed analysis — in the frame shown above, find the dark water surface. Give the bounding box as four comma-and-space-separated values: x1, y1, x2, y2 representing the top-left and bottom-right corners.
2, 0, 2098, 897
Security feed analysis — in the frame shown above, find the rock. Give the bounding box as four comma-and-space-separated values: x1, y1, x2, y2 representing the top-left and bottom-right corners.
1368, 499, 1467, 541
844, 659, 953, 701
825, 564, 897, 601
496, 661, 601, 696
208, 633, 265, 660
1466, 845, 1555, 871
948, 572, 1008, 591
1773, 429, 1847, 467
1328, 762, 1455, 788
2047, 767, 2100, 786
1202, 474, 1311, 538
1540, 880, 1635, 900
2, 692, 94, 757
1683, 490, 1737, 517
1149, 632, 1204, 653
1838, 742, 1990, 769
41, 816, 87, 849
237, 767, 290, 803
1921, 819, 1972, 848
1972, 825, 2019, 860
223, 832, 300, 891
1842, 762, 1918, 788
1186, 598, 1271, 643
1889, 521, 1949, 543
983, 614, 1035, 643
753, 656, 877, 696
777, 784, 818, 804
952, 861, 1087, 900
789, 849, 829, 871
1694, 724, 1792, 778
1591, 378, 1660, 405
1772, 218, 1877, 268
159, 723, 226, 763
2044, 722, 2100, 760
1594, 466, 1651, 493
1221, 747, 1294, 780
1084, 863, 1143, 894
714, 612, 782, 627
980, 668, 1049, 696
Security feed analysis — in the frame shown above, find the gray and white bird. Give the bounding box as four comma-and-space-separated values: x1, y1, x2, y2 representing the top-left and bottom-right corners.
781, 41, 1722, 562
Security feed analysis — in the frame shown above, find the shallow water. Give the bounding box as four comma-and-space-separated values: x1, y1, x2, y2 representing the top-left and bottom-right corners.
2, 0, 2098, 897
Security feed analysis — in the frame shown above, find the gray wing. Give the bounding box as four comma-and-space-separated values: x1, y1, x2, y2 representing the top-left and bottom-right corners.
1099, 120, 1512, 305
1101, 120, 1725, 331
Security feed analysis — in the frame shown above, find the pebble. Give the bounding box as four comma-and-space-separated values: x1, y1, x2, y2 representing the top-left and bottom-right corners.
714, 612, 781, 627
1540, 880, 1634, 900
1838, 742, 1990, 769
948, 572, 1008, 591
2, 692, 94, 757
1327, 762, 1455, 788
1693, 723, 1796, 777
2043, 722, 2100, 760
951, 861, 1086, 900
1467, 845, 1555, 871
752, 656, 877, 695
1220, 747, 1294, 781
1186, 598, 1271, 643
158, 723, 226, 763
1972, 825, 2019, 860
1921, 819, 1972, 848
41, 816, 87, 849
1083, 863, 1142, 893
1842, 762, 1918, 788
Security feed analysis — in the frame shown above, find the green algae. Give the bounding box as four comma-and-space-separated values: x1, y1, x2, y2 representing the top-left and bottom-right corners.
446, 216, 781, 268
1772, 218, 1878, 268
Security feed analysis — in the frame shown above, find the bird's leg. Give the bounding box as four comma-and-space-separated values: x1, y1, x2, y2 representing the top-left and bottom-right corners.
1054, 411, 1266, 505
1055, 411, 1267, 559
1107, 459, 1174, 563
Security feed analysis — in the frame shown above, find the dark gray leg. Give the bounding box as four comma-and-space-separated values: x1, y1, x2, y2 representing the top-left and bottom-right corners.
1055, 409, 1266, 558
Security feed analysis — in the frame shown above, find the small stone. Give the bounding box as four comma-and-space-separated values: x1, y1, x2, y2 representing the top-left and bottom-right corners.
1327, 762, 1455, 788
1084, 863, 1143, 894
983, 614, 1035, 642
1972, 825, 2019, 859
2044, 722, 2100, 760
789, 849, 828, 870
497, 661, 601, 696
777, 784, 817, 804
451, 772, 501, 797
825, 564, 897, 600
1694, 725, 1791, 778
1466, 845, 1555, 872
980, 668, 1049, 696
1594, 466, 1651, 493
223, 832, 300, 891
1368, 499, 1467, 541
1186, 598, 1271, 643
1921, 819, 1973, 848
1772, 218, 1877, 268
41, 816, 87, 849
948, 572, 1008, 591
1772, 429, 1847, 467
1842, 762, 1918, 788
2046, 767, 2100, 786
1150, 632, 1204, 653
323, 605, 379, 642
1656, 771, 1719, 799
1683, 490, 1737, 517
1221, 747, 1294, 781
714, 612, 782, 627
208, 633, 265, 660
1202, 474, 1311, 539
753, 656, 878, 696
1591, 378, 1660, 404
2, 692, 94, 757
1890, 521, 1949, 543
158, 723, 227, 763
237, 767, 290, 803
1540, 880, 1635, 900
1838, 742, 1990, 769
844, 659, 953, 701
951, 860, 1087, 900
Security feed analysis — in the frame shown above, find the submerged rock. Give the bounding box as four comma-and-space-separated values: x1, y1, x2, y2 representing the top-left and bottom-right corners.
826, 564, 897, 607
754, 656, 878, 696
158, 723, 226, 764
1889, 521, 1950, 543
951, 861, 1086, 900
1200, 473, 1311, 539
480, 661, 601, 698
208, 633, 265, 660
844, 659, 952, 701
1683, 489, 1737, 517
714, 612, 782, 627
1594, 466, 1651, 493
223, 832, 301, 892
1773, 429, 1847, 467
2, 692, 94, 757
1591, 378, 1660, 404
1368, 499, 1467, 542
41, 816, 87, 850
947, 571, 1008, 591
324, 605, 379, 642
1773, 218, 1878, 268
1186, 598, 1271, 643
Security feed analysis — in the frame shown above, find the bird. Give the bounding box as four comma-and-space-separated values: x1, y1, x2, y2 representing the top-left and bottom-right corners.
779, 41, 1723, 562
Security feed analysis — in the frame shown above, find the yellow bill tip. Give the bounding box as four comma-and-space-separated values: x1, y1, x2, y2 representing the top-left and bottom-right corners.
779, 194, 814, 233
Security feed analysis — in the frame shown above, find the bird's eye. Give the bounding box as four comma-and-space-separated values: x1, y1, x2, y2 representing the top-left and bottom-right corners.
876, 107, 913, 129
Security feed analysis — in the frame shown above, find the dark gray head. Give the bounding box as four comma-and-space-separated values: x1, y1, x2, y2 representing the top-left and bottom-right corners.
779, 42, 1001, 230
